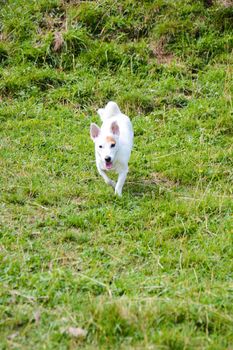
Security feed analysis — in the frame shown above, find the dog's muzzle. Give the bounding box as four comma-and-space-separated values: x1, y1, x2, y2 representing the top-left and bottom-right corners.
105, 156, 113, 170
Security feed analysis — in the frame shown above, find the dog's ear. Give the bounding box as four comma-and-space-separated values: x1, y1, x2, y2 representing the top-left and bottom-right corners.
111, 121, 120, 136
90, 123, 100, 140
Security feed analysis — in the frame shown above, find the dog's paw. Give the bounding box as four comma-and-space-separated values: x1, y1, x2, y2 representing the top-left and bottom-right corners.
115, 188, 122, 197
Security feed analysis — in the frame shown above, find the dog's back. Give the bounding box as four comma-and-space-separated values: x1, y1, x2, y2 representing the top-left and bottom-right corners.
97, 101, 121, 122
98, 101, 133, 142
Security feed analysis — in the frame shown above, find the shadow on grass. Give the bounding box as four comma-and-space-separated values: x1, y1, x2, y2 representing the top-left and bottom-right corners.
126, 172, 178, 197
126, 180, 160, 197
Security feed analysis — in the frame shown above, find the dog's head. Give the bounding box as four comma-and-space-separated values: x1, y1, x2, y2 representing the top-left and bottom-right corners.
90, 121, 120, 170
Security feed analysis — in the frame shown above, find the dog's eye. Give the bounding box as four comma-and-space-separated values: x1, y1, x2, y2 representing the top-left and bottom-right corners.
111, 143, 115, 148
99, 145, 103, 148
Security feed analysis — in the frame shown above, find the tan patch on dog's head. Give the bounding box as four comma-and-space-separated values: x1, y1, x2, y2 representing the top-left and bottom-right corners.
106, 136, 116, 144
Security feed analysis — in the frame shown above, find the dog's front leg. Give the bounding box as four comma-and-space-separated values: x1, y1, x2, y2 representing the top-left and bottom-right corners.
97, 165, 116, 189
115, 169, 128, 197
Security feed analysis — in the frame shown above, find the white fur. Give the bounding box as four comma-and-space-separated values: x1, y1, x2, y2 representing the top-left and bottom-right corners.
90, 101, 133, 196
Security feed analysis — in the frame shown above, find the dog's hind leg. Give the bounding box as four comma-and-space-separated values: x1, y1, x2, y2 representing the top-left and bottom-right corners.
97, 165, 116, 189
115, 169, 128, 197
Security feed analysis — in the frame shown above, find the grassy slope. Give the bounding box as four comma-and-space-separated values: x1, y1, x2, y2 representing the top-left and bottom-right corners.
0, 0, 233, 349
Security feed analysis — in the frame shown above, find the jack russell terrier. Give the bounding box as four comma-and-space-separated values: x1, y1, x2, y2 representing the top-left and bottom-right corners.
90, 101, 133, 196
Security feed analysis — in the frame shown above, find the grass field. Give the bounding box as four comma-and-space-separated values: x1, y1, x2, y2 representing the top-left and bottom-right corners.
0, 0, 233, 349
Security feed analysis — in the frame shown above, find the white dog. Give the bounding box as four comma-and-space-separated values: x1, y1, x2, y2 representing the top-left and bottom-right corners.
90, 101, 133, 196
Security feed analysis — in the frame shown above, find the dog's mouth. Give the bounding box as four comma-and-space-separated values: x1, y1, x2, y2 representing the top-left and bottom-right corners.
105, 161, 113, 170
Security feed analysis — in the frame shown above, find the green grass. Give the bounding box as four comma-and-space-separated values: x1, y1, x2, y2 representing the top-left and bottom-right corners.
0, 0, 233, 349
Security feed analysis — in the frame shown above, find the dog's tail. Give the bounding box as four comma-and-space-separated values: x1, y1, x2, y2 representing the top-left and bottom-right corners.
97, 101, 121, 122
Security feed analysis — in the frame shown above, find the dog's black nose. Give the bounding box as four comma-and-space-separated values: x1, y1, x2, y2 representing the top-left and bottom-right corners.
105, 156, 111, 163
